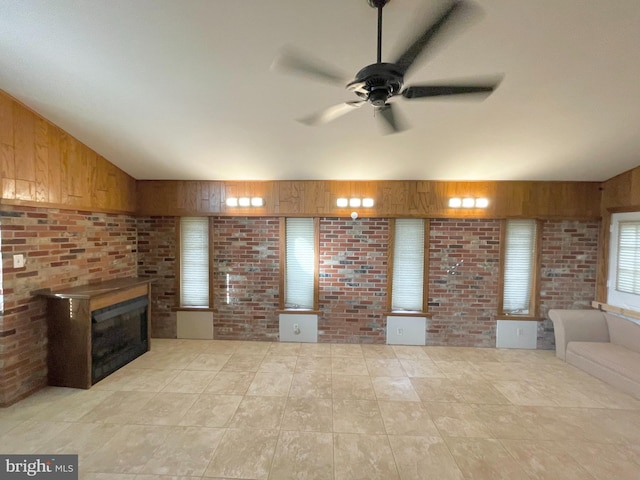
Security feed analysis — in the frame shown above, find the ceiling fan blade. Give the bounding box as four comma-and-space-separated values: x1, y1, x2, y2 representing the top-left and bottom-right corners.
271, 47, 349, 86
377, 104, 407, 134
402, 80, 500, 99
392, 0, 474, 76
298, 101, 365, 126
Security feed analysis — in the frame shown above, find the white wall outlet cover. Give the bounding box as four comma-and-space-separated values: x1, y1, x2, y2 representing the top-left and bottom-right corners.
13, 254, 25, 268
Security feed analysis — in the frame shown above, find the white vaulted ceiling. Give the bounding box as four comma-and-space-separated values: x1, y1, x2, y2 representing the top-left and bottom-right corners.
0, 0, 639, 182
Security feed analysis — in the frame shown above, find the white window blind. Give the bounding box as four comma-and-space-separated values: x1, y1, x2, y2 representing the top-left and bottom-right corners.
502, 219, 536, 315
180, 217, 210, 307
616, 221, 640, 295
391, 219, 425, 311
285, 218, 315, 309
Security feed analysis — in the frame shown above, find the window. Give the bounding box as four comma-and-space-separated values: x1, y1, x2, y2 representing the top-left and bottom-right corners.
179, 217, 210, 307
281, 218, 318, 310
608, 212, 640, 311
389, 219, 427, 312
499, 219, 540, 316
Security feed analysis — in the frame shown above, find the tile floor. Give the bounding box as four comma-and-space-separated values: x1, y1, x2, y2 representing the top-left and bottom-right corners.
2, 339, 640, 479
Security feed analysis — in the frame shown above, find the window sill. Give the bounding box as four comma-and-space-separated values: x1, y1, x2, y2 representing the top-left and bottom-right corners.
385, 311, 432, 318
172, 306, 216, 312
276, 309, 321, 315
496, 314, 544, 322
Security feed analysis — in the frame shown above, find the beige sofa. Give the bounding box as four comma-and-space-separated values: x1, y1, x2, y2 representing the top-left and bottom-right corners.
549, 309, 640, 399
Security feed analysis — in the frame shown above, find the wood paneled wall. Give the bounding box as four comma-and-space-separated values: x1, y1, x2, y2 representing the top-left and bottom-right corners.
0, 91, 136, 213
595, 165, 640, 301
137, 179, 601, 220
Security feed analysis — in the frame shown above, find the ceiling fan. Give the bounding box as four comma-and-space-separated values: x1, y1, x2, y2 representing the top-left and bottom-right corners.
272, 0, 502, 134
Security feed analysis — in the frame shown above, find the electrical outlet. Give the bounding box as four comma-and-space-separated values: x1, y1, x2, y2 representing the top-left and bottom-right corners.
516, 327, 523, 336
396, 328, 403, 336
13, 254, 25, 268
293, 323, 299, 331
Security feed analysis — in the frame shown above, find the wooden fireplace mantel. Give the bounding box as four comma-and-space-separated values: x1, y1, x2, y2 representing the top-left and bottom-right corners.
37, 277, 155, 389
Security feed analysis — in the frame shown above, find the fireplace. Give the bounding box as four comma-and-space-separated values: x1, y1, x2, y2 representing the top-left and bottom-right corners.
91, 295, 149, 383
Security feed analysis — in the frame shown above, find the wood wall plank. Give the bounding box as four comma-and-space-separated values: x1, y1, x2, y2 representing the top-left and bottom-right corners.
0, 90, 136, 213
136, 179, 602, 220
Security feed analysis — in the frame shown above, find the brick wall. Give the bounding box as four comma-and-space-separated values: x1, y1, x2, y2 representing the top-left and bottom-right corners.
0, 206, 137, 406
537, 220, 600, 349
136, 216, 177, 338
318, 218, 389, 343
428, 219, 502, 347
212, 217, 280, 341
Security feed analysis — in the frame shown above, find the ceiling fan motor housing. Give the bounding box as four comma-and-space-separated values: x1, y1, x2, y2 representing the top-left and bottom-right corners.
347, 63, 404, 106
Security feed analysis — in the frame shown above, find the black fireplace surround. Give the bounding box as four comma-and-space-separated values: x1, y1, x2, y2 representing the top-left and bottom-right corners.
91, 295, 149, 383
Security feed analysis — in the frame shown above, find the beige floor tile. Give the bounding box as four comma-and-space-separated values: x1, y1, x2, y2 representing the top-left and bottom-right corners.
525, 378, 606, 408
331, 356, 368, 375
474, 405, 551, 440
433, 360, 484, 380
295, 355, 333, 373
453, 380, 511, 405
233, 341, 271, 355
445, 437, 532, 480
365, 358, 406, 377
332, 374, 376, 400
258, 354, 297, 373
425, 402, 493, 438
371, 376, 420, 402
289, 373, 332, 398
331, 343, 363, 357
270, 430, 334, 480
204, 371, 255, 395
298, 343, 332, 357
474, 361, 524, 381
204, 428, 278, 479
26, 388, 116, 422
361, 344, 397, 359
161, 370, 218, 393
43, 422, 124, 455
561, 441, 640, 480
399, 359, 445, 378
0, 420, 72, 454
410, 377, 465, 403
179, 394, 242, 427
83, 474, 136, 480
184, 353, 231, 371
220, 353, 266, 372
140, 426, 225, 476
392, 345, 429, 359
189, 339, 239, 354
0, 419, 22, 437
128, 351, 201, 370
423, 346, 468, 362
228, 396, 286, 429
129, 392, 198, 426
388, 435, 465, 480
378, 400, 439, 436
492, 380, 559, 406
246, 372, 293, 396
281, 397, 333, 432
334, 433, 399, 480
500, 439, 596, 480
332, 398, 385, 434
84, 424, 171, 474
267, 342, 301, 355
79, 391, 157, 424
120, 368, 181, 392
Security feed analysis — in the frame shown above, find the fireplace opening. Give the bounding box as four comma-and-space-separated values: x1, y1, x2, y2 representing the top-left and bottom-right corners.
91, 295, 149, 383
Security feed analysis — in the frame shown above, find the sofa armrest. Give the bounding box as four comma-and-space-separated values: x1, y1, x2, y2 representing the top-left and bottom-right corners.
549, 309, 610, 360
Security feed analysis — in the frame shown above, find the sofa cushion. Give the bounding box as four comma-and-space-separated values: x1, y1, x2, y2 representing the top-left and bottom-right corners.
567, 341, 640, 384
605, 314, 640, 354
